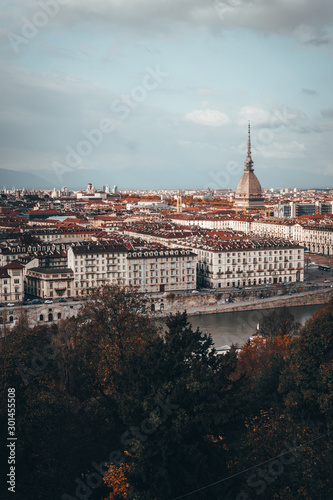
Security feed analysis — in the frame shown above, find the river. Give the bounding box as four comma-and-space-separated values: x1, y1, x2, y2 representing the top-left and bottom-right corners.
188, 304, 324, 350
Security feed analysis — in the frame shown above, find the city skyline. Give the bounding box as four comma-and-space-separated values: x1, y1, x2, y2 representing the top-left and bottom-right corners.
1, 1, 333, 189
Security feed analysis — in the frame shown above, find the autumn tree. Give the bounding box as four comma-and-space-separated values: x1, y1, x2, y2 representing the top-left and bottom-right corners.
73, 284, 157, 399
233, 408, 331, 500
279, 299, 333, 426
103, 311, 238, 500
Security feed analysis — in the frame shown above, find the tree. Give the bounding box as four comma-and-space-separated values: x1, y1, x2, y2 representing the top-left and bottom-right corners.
233, 408, 331, 500
257, 306, 300, 339
0, 320, 84, 500
75, 285, 157, 399
103, 311, 239, 500
279, 299, 333, 424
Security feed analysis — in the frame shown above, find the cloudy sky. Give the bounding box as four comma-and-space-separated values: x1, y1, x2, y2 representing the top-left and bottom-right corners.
1, 0, 333, 190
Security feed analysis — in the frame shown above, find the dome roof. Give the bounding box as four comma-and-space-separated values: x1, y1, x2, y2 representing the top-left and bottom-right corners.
235, 170, 262, 197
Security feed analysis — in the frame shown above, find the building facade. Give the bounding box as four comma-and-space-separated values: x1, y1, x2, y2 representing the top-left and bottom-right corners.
195, 239, 304, 289
0, 262, 25, 304
127, 247, 196, 293
67, 242, 128, 297
25, 268, 74, 300
67, 241, 197, 296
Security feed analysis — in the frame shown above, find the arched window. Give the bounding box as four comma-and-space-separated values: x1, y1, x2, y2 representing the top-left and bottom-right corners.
40, 315, 44, 321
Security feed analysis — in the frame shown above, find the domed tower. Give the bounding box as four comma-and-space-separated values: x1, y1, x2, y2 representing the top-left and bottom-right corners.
234, 123, 265, 210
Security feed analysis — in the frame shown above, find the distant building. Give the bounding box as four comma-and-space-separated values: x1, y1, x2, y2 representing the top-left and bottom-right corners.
234, 123, 265, 210
274, 201, 333, 218
176, 192, 182, 213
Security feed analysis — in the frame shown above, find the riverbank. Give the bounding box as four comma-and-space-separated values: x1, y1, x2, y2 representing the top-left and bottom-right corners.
2, 286, 332, 330
159, 287, 333, 317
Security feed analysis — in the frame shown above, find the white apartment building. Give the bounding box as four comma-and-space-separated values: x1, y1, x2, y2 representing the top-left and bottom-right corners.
173, 216, 333, 256
127, 247, 196, 293
67, 241, 197, 296
194, 239, 304, 289
0, 262, 25, 304
67, 242, 128, 297
25, 268, 74, 300
299, 225, 333, 255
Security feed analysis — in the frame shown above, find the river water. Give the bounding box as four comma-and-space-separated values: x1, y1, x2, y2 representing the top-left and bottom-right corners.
188, 304, 324, 350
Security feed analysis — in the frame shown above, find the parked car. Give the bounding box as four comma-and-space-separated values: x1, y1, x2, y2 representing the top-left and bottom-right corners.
44, 300, 53, 304
7, 303, 15, 307
31, 299, 41, 304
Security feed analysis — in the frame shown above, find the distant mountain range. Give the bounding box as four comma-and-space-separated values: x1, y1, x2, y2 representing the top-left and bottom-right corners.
0, 169, 53, 190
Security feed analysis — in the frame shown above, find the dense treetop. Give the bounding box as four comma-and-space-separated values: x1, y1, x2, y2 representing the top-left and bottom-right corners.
0, 289, 332, 499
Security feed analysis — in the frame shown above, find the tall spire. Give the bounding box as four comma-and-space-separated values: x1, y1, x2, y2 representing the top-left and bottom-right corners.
244, 121, 254, 171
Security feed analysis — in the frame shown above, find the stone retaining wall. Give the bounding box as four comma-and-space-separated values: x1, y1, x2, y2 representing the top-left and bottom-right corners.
1, 288, 332, 332
158, 288, 333, 317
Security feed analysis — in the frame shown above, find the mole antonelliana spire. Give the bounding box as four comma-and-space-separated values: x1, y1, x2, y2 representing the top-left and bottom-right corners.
245, 121, 254, 172
234, 122, 265, 210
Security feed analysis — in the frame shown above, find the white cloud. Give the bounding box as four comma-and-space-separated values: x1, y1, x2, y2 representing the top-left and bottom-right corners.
185, 109, 229, 126
238, 106, 272, 126
238, 105, 307, 129
258, 141, 306, 159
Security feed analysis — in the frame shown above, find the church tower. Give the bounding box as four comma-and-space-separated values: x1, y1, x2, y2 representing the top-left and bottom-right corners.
176, 192, 182, 213
234, 122, 265, 210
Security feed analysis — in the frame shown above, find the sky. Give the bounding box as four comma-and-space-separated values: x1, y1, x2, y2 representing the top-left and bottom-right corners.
1, 0, 333, 190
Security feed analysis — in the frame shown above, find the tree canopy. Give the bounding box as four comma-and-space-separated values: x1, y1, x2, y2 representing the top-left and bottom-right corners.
1, 290, 332, 499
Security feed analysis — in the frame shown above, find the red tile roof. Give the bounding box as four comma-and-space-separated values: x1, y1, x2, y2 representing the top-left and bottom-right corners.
5, 261, 24, 269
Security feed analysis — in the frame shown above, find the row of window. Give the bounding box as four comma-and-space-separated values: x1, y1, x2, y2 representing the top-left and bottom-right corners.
224, 276, 293, 287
